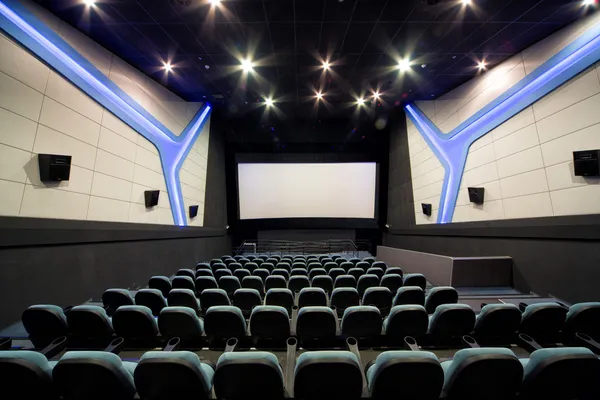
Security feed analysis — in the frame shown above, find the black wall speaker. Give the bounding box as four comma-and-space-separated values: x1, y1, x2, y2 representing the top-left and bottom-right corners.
38, 154, 71, 182
189, 205, 199, 219
574, 150, 600, 177
468, 187, 485, 204
144, 190, 160, 208
422, 203, 432, 216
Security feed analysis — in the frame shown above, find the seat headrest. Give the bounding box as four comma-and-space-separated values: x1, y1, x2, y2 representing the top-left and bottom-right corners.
251, 305, 289, 319
342, 305, 380, 319
160, 306, 199, 318
297, 306, 335, 318
137, 351, 213, 393
296, 351, 360, 372
170, 288, 196, 297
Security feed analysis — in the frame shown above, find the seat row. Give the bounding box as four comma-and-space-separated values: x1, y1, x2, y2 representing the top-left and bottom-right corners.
3, 341, 600, 399
198, 260, 390, 274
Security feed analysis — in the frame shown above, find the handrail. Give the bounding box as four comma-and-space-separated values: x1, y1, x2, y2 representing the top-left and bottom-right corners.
233, 239, 371, 257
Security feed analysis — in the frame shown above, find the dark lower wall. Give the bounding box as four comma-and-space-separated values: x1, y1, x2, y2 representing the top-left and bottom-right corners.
258, 229, 356, 242
0, 218, 230, 329
203, 123, 227, 228
384, 215, 600, 304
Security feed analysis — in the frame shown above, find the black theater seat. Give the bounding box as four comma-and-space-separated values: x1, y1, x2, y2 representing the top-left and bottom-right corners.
195, 269, 214, 278
22, 304, 69, 347
149, 276, 171, 297
308, 268, 327, 280
168, 289, 201, 312
357, 274, 380, 297
232, 289, 262, 316
214, 269, 233, 281
473, 304, 521, 341
328, 267, 346, 282
371, 261, 387, 270
172, 276, 195, 291
366, 267, 384, 280
233, 269, 251, 281
331, 288, 360, 315
348, 267, 365, 281
334, 275, 356, 289
158, 306, 205, 339
0, 350, 59, 398
289, 275, 311, 293
381, 274, 403, 293
272, 268, 290, 280
341, 305, 382, 339
218, 276, 241, 296
298, 287, 328, 308
253, 268, 270, 282
312, 275, 334, 294
297, 306, 338, 345
242, 276, 265, 297
363, 287, 393, 315
135, 289, 167, 316
385, 267, 403, 278
384, 305, 429, 340
200, 289, 231, 311
424, 286, 458, 314
393, 286, 425, 306
112, 305, 158, 342
195, 276, 218, 294
265, 275, 287, 291
204, 306, 247, 342
250, 305, 291, 341
520, 303, 567, 344
67, 305, 114, 342
102, 289, 134, 313
563, 302, 600, 342
265, 288, 295, 312
176, 268, 195, 279
403, 274, 426, 290
428, 304, 475, 343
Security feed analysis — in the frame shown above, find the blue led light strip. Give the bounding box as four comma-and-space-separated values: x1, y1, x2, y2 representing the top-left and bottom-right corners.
0, 0, 211, 226
406, 20, 600, 223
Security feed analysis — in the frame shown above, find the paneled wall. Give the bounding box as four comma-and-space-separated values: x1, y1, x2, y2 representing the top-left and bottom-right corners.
407, 12, 600, 224
0, 1, 210, 226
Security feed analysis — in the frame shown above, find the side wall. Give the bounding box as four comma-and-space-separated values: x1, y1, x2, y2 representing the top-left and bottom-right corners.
407, 11, 600, 224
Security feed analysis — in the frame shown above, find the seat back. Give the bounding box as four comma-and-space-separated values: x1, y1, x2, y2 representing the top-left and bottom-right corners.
362, 257, 375, 265
312, 275, 333, 294
176, 269, 195, 279
355, 261, 370, 271
363, 287, 393, 315
265, 289, 295, 313
298, 288, 328, 308
253, 268, 270, 281
158, 306, 204, 339
233, 269, 251, 281
368, 351, 443, 400
291, 268, 308, 277
214, 269, 233, 281
295, 351, 363, 400
384, 305, 429, 339
265, 275, 287, 291
521, 347, 600, 400
339, 262, 354, 272
135, 351, 213, 400
172, 276, 195, 291
272, 268, 290, 280
195, 276, 218, 294
112, 305, 158, 340
262, 263, 275, 273
324, 262, 339, 271
245, 262, 259, 272
232, 289, 262, 316
67, 305, 113, 340
428, 304, 475, 340
250, 306, 291, 340
357, 274, 380, 297
335, 258, 347, 266
348, 267, 365, 281
22, 305, 68, 346
474, 304, 521, 339
204, 306, 247, 340
149, 276, 171, 297
200, 288, 230, 311
276, 263, 291, 272
330, 288, 360, 315
393, 286, 425, 306
215, 352, 284, 400
195, 269, 214, 278
135, 289, 167, 316
241, 276, 264, 296
296, 307, 337, 341
366, 268, 384, 280
211, 262, 227, 272
334, 275, 357, 289
371, 261, 387, 270
341, 306, 382, 339
424, 287, 458, 314
168, 289, 200, 312
328, 268, 345, 282
102, 289, 134, 312
229, 263, 243, 273
381, 274, 402, 293
403, 274, 426, 290
218, 276, 241, 296
308, 268, 327, 280
53, 351, 136, 400
520, 303, 567, 343
0, 351, 57, 398
563, 302, 600, 341
348, 258, 361, 266
385, 267, 403, 278
196, 262, 211, 271
443, 348, 523, 400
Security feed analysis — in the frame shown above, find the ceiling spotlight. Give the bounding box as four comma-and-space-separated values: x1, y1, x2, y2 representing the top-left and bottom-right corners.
582, 0, 596, 6
209, 0, 221, 5
323, 61, 331, 71
373, 91, 381, 100
461, 0, 472, 5
241, 58, 254, 73
398, 58, 411, 72
265, 97, 274, 107
477, 61, 486, 70
356, 97, 365, 106
163, 62, 173, 72
83, 0, 96, 6
316, 92, 323, 100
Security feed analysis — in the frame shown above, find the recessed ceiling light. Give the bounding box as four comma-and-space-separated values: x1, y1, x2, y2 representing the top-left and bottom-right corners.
83, 0, 96, 6
323, 61, 331, 71
241, 58, 254, 73
582, 0, 596, 6
398, 58, 411, 72
209, 0, 221, 5
373, 91, 381, 100
163, 62, 173, 72
461, 0, 472, 5
356, 97, 365, 106
316, 92, 323, 100
477, 61, 486, 70
265, 97, 274, 107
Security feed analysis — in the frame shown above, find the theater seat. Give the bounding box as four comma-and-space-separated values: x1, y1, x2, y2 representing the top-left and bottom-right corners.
335, 258, 347, 266
239, 258, 250, 266
172, 276, 195, 291
197, 262, 211, 271
334, 275, 356, 289
245, 262, 259, 273
312, 275, 334, 294
242, 276, 265, 297
362, 257, 375, 265
168, 289, 201, 312
563, 302, 600, 342
200, 289, 230, 311
341, 306, 382, 339
367, 351, 443, 400
22, 305, 68, 347
0, 351, 58, 398
195, 269, 213, 278
53, 351, 137, 400
215, 351, 284, 400
367, 267, 384, 280
250, 305, 291, 341
298, 287, 328, 308
381, 274, 402, 293
348, 258, 361, 266
232, 289, 262, 316
328, 268, 346, 282
102, 289, 134, 312
219, 276, 241, 296
383, 305, 429, 340
363, 287, 393, 315
214, 269, 233, 282
424, 287, 458, 314
67, 305, 114, 341
135, 351, 214, 400
520, 347, 600, 400
403, 274, 426, 290
371, 261, 387, 270
272, 269, 290, 280
473, 304, 521, 339
324, 262, 339, 272
295, 351, 363, 400
265, 289, 295, 312
331, 288, 360, 315
228, 263, 243, 273
265, 275, 287, 291
204, 306, 247, 341
134, 289, 167, 316
520, 303, 567, 343
262, 263, 275, 273
348, 268, 365, 282
355, 261, 370, 271
253, 268, 270, 282
210, 258, 222, 266
211, 262, 227, 272
112, 305, 158, 341
393, 286, 425, 306
158, 306, 204, 339
357, 274, 380, 297
441, 348, 523, 400
149, 276, 171, 297
309, 268, 327, 280
293, 263, 307, 271
296, 306, 337, 342
428, 304, 475, 342
195, 276, 218, 294
276, 263, 291, 273
176, 269, 195, 279
385, 267, 403, 278
340, 262, 354, 272
291, 268, 308, 277
234, 269, 251, 281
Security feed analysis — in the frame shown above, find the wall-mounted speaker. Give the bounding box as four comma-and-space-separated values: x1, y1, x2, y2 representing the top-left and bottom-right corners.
189, 205, 199, 219
422, 203, 432, 216
468, 187, 485, 204
574, 150, 600, 177
144, 190, 160, 208
38, 154, 71, 182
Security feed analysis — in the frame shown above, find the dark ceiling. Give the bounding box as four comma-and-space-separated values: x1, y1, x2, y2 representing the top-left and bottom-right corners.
34, 0, 595, 121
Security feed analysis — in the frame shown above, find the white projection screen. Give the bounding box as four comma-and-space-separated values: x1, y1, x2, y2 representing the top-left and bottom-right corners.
238, 163, 377, 220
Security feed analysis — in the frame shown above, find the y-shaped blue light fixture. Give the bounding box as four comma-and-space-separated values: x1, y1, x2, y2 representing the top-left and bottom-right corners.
406, 19, 600, 223
0, 0, 211, 226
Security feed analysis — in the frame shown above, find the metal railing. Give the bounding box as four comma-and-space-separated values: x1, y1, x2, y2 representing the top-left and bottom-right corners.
233, 239, 367, 257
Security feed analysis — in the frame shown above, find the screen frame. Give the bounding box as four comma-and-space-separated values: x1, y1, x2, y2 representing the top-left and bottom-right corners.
234, 153, 380, 229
